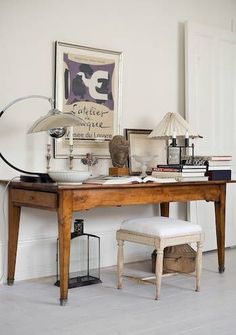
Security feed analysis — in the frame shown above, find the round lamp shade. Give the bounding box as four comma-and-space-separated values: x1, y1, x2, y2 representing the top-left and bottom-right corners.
28, 109, 84, 133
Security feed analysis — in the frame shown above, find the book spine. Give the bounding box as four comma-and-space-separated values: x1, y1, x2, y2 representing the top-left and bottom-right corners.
152, 171, 182, 177
209, 157, 232, 161
182, 155, 232, 161
156, 164, 206, 169
152, 171, 206, 177
156, 167, 182, 172
155, 167, 206, 173
176, 176, 209, 182
208, 161, 231, 166
208, 166, 231, 170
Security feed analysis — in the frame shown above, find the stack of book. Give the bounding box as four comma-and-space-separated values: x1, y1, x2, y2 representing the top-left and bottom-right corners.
205, 155, 232, 180
152, 164, 208, 182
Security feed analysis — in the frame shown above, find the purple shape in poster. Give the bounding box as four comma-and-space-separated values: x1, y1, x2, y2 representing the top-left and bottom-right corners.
64, 53, 114, 110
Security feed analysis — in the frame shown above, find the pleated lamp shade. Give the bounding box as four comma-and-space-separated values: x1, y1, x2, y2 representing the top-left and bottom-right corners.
148, 112, 202, 139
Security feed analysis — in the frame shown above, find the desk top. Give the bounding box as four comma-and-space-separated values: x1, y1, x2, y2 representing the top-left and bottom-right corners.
1, 179, 235, 192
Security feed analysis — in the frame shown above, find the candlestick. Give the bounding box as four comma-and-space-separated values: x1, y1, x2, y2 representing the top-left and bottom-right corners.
68, 144, 74, 170
69, 127, 73, 146
172, 131, 177, 146
46, 143, 52, 171
185, 131, 189, 147
47, 134, 51, 145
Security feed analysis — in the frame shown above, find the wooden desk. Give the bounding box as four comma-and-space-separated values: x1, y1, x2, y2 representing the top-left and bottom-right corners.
6, 180, 231, 305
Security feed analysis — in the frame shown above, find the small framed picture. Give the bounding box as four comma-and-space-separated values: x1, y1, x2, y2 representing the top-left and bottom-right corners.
124, 129, 162, 175
54, 41, 123, 158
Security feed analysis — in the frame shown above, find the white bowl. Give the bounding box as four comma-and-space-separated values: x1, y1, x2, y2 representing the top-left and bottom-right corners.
48, 170, 91, 183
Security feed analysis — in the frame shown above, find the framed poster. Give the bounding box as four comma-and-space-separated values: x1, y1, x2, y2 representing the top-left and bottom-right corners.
54, 41, 123, 158
124, 129, 161, 175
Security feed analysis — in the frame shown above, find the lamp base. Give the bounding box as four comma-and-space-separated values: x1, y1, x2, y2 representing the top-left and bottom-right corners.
20, 173, 54, 183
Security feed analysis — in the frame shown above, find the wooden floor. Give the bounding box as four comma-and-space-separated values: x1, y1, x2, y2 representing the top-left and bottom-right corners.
0, 248, 236, 335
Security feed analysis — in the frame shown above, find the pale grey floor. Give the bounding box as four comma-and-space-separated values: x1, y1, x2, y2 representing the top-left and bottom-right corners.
0, 249, 236, 335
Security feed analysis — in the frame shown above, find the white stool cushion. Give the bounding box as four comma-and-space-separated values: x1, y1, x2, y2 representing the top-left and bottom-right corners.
121, 216, 202, 238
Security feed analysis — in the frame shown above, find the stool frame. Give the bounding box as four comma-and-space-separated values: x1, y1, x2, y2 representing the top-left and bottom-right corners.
116, 229, 204, 300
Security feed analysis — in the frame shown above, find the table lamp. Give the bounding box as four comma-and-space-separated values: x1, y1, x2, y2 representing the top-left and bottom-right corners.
0, 94, 84, 182
148, 112, 202, 165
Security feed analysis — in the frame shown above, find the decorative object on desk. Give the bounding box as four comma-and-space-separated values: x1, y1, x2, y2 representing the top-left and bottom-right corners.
68, 127, 74, 170
0, 95, 84, 183
148, 112, 202, 165
132, 154, 158, 177
55, 219, 101, 289
68, 145, 74, 170
46, 135, 52, 171
109, 135, 129, 167
109, 167, 129, 176
124, 129, 160, 175
81, 153, 98, 167
48, 170, 91, 183
54, 41, 123, 159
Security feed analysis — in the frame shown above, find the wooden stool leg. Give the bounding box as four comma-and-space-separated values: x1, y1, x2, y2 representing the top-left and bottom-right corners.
155, 248, 164, 300
117, 240, 124, 289
196, 240, 203, 292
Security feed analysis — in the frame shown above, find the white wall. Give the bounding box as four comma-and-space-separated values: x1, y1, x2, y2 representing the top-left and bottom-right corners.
0, 0, 235, 281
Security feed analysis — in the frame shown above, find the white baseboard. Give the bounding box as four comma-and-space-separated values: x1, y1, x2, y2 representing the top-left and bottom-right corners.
0, 230, 153, 282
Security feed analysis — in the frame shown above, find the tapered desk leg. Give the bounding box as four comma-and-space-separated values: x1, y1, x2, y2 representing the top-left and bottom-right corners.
214, 184, 226, 273
7, 189, 21, 285
57, 190, 73, 306
160, 202, 169, 217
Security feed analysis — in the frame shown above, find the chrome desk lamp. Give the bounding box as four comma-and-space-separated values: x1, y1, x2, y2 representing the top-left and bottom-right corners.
0, 95, 84, 182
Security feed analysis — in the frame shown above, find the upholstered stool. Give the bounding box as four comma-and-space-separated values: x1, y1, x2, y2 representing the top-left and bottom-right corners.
116, 216, 204, 300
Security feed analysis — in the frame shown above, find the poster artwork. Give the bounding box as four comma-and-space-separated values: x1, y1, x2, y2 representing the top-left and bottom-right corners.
63, 53, 115, 141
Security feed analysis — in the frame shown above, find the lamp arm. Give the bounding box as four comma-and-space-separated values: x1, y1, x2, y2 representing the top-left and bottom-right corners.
0, 94, 55, 182
0, 152, 41, 175
0, 95, 54, 116
0, 152, 53, 182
